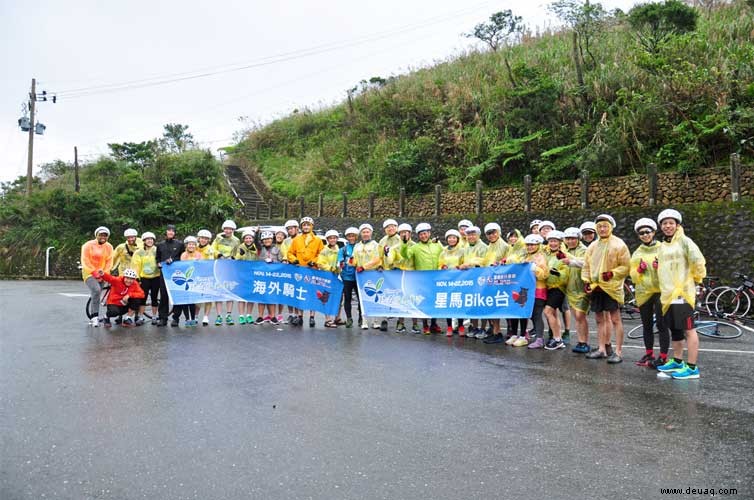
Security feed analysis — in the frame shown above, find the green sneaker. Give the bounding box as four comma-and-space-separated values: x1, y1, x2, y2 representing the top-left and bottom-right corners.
215, 315, 223, 326
671, 365, 700, 380
238, 315, 246, 325
246, 314, 254, 324
226, 313, 234, 325
657, 359, 685, 373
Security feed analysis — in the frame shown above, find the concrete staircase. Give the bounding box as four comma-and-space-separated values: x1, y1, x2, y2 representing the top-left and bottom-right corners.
223, 164, 274, 220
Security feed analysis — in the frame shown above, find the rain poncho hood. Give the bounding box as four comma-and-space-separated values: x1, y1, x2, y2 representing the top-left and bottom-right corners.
629, 241, 661, 307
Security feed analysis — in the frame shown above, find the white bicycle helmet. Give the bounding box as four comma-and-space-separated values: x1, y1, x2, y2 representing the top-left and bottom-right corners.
124, 228, 138, 237
300, 216, 314, 225
94, 226, 110, 236
197, 229, 212, 239
580, 221, 596, 233
524, 234, 544, 245
344, 227, 359, 236
122, 268, 138, 279
445, 229, 461, 240
595, 214, 616, 227
657, 208, 682, 224
397, 223, 412, 233
465, 226, 481, 234
241, 231, 255, 239
563, 227, 581, 239
634, 218, 657, 233
260, 231, 274, 240
457, 219, 473, 229
285, 219, 299, 228
484, 222, 501, 234
141, 231, 156, 240
382, 219, 398, 228
184, 235, 198, 244
415, 222, 431, 233
359, 223, 373, 233
222, 219, 237, 230
539, 220, 555, 231
325, 229, 339, 239
529, 219, 542, 228
547, 230, 565, 241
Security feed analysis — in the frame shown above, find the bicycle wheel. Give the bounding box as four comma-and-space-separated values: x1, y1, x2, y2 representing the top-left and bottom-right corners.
696, 320, 742, 339
700, 286, 729, 315
715, 288, 750, 316
85, 298, 97, 319
626, 323, 644, 339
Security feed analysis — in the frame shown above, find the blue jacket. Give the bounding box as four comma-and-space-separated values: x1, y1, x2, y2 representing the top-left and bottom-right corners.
338, 242, 357, 282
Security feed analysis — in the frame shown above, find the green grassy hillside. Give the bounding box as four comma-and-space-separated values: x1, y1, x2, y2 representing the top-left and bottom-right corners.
231, 1, 754, 199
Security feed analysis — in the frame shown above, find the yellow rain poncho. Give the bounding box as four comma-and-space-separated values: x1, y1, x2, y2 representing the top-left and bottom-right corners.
564, 243, 589, 313
462, 240, 488, 267
544, 249, 569, 292
386, 240, 416, 270
657, 226, 706, 313
378, 233, 403, 270
316, 245, 340, 273
581, 227, 630, 304
523, 247, 549, 295
629, 242, 661, 307
484, 238, 509, 266
439, 244, 465, 270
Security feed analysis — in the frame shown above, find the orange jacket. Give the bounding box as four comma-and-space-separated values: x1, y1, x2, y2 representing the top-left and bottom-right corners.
97, 272, 145, 305
81, 240, 114, 281
286, 233, 324, 266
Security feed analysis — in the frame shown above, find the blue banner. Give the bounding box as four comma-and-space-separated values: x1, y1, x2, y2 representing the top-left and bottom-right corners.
355, 264, 535, 319
164, 260, 343, 316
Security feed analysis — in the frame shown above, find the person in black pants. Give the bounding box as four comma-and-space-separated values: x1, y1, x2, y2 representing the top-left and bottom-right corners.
156, 224, 185, 326
337, 227, 362, 328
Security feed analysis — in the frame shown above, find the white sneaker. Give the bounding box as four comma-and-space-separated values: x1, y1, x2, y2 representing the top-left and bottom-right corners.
372, 321, 380, 329
90, 317, 100, 327
463, 319, 472, 328
505, 335, 519, 345
451, 318, 459, 330
475, 330, 489, 339
202, 315, 209, 326
361, 322, 369, 330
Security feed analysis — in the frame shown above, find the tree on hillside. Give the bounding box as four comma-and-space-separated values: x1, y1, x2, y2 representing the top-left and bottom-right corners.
465, 10, 524, 51
107, 140, 158, 170
549, 0, 607, 70
159, 123, 195, 153
628, 0, 698, 54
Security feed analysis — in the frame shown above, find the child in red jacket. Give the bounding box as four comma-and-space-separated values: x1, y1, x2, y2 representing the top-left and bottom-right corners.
93, 268, 145, 327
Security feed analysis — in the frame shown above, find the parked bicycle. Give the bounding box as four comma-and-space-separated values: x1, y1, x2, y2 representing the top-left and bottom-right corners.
626, 311, 742, 340
715, 272, 754, 317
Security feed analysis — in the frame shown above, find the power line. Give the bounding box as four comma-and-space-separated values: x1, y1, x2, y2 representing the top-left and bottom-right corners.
51, 0, 497, 100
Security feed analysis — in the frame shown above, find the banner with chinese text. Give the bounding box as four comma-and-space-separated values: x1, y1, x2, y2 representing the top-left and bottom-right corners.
355, 264, 535, 319
164, 260, 343, 316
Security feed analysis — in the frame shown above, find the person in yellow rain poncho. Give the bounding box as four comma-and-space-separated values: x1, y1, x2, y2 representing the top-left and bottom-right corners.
501, 228, 529, 345
457, 219, 473, 250
439, 229, 466, 337
132, 231, 160, 326
386, 223, 420, 334
581, 214, 630, 364
655, 209, 706, 381
513, 234, 549, 348
561, 227, 591, 354
479, 222, 509, 342
378, 219, 403, 332
111, 228, 143, 275
541, 231, 570, 351
316, 230, 343, 328
629, 218, 670, 369
458, 226, 487, 338
195, 229, 216, 326
354, 223, 384, 331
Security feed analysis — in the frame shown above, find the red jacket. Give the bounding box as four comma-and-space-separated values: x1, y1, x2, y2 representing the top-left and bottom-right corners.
95, 272, 145, 305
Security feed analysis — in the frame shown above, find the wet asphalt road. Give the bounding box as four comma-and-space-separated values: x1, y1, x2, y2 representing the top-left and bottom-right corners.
1, 280, 753, 500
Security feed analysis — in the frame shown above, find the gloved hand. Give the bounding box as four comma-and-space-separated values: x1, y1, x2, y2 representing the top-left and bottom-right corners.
402, 234, 409, 243
584, 283, 593, 294
601, 271, 613, 281
383, 245, 390, 257
238, 248, 245, 256
356, 266, 364, 273
441, 265, 448, 270
556, 251, 567, 260
96, 269, 105, 278
550, 268, 560, 277
653, 258, 659, 270
499, 259, 507, 265
637, 259, 647, 274
307, 261, 317, 268
339, 261, 345, 269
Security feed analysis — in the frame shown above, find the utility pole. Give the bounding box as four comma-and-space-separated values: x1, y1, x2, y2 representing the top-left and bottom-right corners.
74, 146, 80, 193
26, 78, 36, 197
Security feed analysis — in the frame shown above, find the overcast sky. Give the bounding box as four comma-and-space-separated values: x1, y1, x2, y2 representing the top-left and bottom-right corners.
0, 0, 642, 183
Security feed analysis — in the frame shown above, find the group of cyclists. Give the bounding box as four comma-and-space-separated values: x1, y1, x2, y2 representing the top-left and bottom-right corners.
81, 207, 706, 380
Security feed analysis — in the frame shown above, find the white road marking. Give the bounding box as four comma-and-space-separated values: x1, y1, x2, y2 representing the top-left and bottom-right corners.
621, 344, 754, 355
59, 293, 89, 298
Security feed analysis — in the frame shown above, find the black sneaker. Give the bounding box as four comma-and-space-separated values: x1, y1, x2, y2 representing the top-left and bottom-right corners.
170, 319, 179, 327
483, 333, 504, 344
379, 320, 388, 331
635, 353, 655, 367
290, 316, 300, 326
545, 337, 558, 349
411, 325, 421, 334
651, 357, 668, 370
309, 316, 315, 328
396, 323, 406, 333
